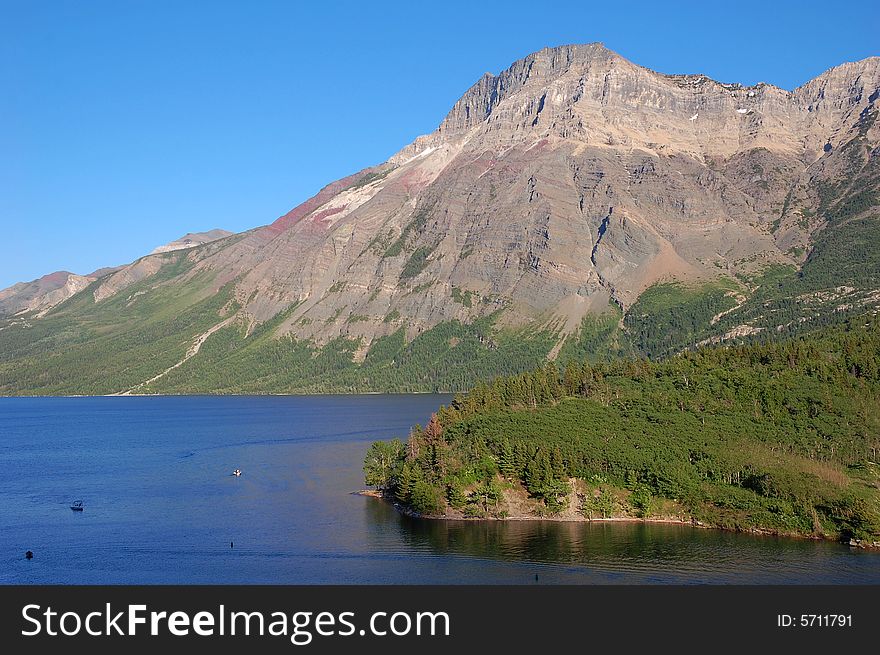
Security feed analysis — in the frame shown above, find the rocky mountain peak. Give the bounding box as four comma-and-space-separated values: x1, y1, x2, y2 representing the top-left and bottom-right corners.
437, 43, 618, 136
430, 45, 878, 165
3, 46, 878, 395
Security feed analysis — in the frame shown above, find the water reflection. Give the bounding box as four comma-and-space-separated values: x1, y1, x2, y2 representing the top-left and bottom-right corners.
363, 498, 880, 584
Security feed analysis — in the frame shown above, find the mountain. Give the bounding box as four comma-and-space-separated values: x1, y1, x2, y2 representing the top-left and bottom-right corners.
0, 269, 113, 318
1, 44, 878, 395
0, 229, 231, 320
149, 229, 235, 255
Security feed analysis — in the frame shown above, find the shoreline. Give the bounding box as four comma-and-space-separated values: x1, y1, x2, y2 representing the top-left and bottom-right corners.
353, 490, 880, 549
0, 391, 458, 399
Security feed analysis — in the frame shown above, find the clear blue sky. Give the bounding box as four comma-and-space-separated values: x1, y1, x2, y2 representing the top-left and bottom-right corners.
2, 0, 877, 288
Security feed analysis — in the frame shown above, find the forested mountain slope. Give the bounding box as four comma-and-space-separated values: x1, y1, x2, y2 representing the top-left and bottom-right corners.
2, 45, 878, 394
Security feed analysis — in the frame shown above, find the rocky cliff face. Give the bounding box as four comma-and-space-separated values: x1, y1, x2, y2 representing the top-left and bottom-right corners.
3, 44, 879, 393
127, 43, 875, 347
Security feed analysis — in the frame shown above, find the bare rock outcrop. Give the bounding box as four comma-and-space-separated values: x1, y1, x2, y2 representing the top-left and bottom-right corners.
11, 45, 880, 355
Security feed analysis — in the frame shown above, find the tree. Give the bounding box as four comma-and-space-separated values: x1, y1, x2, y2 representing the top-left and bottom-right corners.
396, 461, 419, 503
363, 439, 404, 492
446, 481, 467, 509
410, 480, 444, 515
630, 485, 653, 518
498, 439, 517, 480
550, 448, 566, 479
585, 487, 616, 519
424, 413, 443, 441
563, 360, 580, 396
476, 478, 503, 512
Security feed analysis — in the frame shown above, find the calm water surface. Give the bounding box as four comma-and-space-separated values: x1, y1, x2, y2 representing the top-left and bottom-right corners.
1, 396, 878, 584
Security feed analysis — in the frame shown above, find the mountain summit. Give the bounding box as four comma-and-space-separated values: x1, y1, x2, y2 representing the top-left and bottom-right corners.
2, 45, 879, 394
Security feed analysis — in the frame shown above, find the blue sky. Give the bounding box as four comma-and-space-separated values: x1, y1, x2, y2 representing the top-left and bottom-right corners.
2, 0, 877, 288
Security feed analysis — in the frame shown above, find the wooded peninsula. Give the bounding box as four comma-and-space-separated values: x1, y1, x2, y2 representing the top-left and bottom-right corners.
364, 317, 880, 545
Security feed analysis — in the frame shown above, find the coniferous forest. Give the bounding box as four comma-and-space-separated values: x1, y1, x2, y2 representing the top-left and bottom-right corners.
364, 317, 880, 544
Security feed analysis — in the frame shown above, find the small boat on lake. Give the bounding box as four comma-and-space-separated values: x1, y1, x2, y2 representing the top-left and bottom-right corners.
70, 500, 84, 511
232, 469, 241, 477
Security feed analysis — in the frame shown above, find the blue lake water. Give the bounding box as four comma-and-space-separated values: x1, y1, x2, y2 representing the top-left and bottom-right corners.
1, 395, 878, 584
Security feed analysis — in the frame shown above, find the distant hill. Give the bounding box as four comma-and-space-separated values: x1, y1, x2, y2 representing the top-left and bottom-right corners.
0, 270, 109, 318
149, 229, 234, 255
0, 229, 231, 319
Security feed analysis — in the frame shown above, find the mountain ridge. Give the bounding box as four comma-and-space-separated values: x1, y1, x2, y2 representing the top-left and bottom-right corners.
149, 229, 235, 255
2, 44, 878, 394
0, 229, 232, 317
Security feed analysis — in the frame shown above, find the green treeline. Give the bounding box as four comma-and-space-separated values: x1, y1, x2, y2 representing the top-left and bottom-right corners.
0, 257, 238, 395
141, 316, 559, 394
623, 281, 738, 358
364, 318, 880, 541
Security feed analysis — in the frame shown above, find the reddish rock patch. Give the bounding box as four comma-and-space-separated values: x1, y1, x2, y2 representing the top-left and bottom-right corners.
263, 170, 365, 236
41, 271, 73, 286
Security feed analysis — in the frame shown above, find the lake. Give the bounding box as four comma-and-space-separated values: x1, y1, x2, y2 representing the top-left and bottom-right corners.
1, 395, 877, 584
